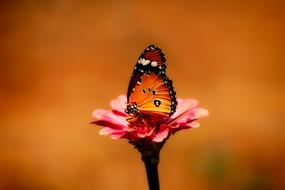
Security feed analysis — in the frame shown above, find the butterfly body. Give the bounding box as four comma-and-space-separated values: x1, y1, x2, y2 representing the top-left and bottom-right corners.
125, 45, 177, 119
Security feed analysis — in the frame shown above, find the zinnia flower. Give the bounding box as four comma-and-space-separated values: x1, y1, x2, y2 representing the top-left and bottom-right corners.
91, 45, 209, 190
92, 94, 208, 143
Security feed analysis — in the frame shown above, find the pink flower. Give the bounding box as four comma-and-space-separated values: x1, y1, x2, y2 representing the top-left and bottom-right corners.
92, 95, 209, 143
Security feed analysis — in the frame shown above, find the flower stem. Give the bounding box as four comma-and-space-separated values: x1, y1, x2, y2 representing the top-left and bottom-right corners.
142, 152, 160, 190
129, 139, 165, 190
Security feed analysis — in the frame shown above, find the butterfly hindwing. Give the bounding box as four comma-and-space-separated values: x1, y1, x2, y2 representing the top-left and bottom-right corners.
129, 73, 176, 116
126, 45, 177, 117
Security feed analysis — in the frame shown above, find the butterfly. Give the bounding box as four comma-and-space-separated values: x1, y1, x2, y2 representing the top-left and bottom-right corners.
125, 45, 177, 120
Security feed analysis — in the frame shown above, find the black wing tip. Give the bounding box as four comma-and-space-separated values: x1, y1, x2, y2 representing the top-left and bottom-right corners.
145, 44, 161, 51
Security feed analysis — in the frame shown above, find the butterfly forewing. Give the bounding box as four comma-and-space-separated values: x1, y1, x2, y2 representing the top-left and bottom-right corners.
126, 45, 177, 117
127, 45, 166, 99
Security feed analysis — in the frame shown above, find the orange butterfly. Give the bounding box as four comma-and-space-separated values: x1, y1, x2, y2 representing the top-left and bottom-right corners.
125, 45, 177, 121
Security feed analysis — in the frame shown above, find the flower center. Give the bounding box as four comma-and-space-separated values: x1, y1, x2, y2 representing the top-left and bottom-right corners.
127, 114, 161, 130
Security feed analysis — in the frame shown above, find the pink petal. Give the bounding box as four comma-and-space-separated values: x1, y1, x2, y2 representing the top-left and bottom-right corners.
110, 95, 127, 116
92, 110, 130, 136
99, 127, 127, 140
110, 132, 126, 140
173, 108, 208, 124
167, 111, 190, 126
136, 128, 155, 138
92, 109, 109, 120
92, 109, 129, 129
171, 98, 199, 119
169, 121, 200, 134
137, 133, 148, 138
191, 108, 209, 119
184, 121, 200, 128
152, 125, 169, 142
99, 127, 124, 136
167, 98, 209, 126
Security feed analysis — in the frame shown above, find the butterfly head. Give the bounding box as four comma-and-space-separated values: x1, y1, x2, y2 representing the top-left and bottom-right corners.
125, 103, 138, 115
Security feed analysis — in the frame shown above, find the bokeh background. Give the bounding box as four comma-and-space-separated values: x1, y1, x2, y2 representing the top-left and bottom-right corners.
1, 0, 284, 190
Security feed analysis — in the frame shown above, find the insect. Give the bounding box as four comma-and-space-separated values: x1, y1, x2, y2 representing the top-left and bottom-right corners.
125, 45, 177, 120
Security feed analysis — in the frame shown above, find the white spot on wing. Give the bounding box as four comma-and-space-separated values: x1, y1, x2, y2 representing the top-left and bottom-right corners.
142, 58, 150, 65
151, 61, 158, 67
138, 58, 143, 64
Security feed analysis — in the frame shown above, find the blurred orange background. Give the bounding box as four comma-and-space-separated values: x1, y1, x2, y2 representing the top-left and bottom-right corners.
1, 1, 284, 190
